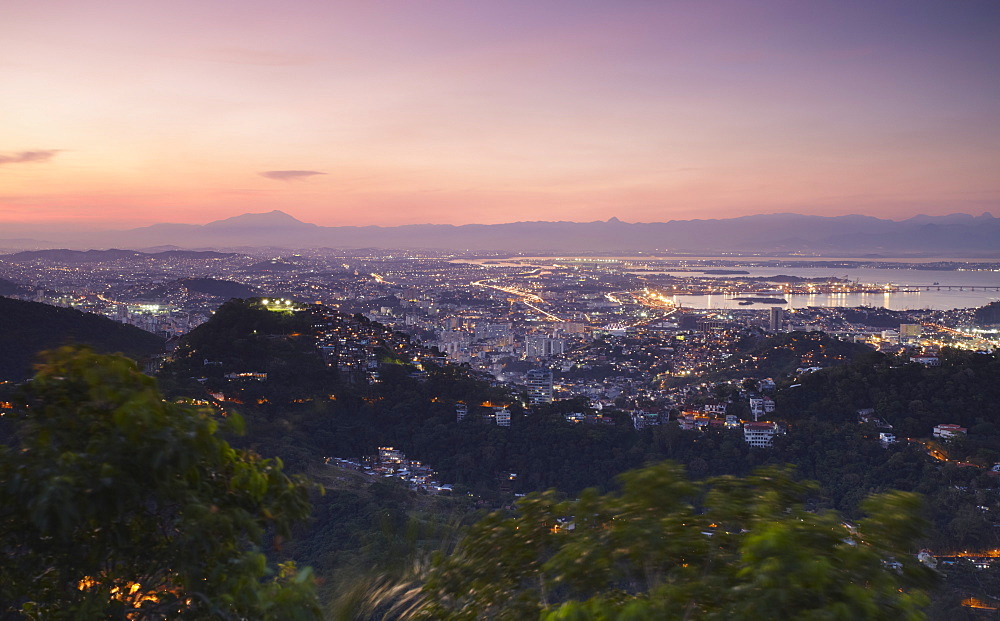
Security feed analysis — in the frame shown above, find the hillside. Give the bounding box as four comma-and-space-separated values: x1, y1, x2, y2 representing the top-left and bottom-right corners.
776, 348, 1000, 437
706, 330, 875, 380
154, 302, 1000, 613
0, 278, 31, 297
975, 301, 1000, 326
0, 297, 164, 381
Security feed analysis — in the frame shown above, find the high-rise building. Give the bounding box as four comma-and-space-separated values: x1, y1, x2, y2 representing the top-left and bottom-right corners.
900, 323, 921, 341
475, 322, 513, 341
769, 307, 783, 332
525, 335, 547, 357
525, 335, 567, 358
525, 368, 554, 405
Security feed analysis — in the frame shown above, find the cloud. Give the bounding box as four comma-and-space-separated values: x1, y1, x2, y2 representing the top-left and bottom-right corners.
259, 170, 326, 181
0, 150, 60, 165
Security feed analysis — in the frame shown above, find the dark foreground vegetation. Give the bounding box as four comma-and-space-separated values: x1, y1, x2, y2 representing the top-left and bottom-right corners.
2, 297, 1000, 617
0, 349, 937, 619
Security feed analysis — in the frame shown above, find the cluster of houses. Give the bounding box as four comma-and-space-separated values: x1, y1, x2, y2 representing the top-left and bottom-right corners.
630, 378, 787, 447
631, 403, 786, 448
858, 407, 970, 446
326, 446, 454, 494
933, 423, 968, 439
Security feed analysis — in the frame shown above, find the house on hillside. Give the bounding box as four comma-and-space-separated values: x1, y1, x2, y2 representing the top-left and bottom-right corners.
631, 410, 662, 430
743, 421, 785, 448
703, 401, 727, 415
933, 424, 967, 440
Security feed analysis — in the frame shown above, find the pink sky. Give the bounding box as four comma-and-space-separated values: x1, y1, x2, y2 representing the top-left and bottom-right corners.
2, 0, 998, 228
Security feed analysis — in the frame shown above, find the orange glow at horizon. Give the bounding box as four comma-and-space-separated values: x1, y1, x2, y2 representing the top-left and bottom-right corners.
1, 0, 997, 228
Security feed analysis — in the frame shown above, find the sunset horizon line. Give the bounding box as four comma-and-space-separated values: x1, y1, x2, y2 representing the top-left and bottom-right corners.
4, 208, 998, 232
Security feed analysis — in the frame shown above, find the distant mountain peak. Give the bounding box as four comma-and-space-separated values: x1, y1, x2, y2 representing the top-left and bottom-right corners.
8, 211, 997, 256
205, 210, 313, 228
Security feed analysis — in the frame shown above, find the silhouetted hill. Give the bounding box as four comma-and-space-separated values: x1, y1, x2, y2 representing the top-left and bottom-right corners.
0, 278, 31, 297
0, 297, 164, 380
5, 211, 999, 255
96, 211, 1000, 255
975, 301, 1000, 326
181, 278, 256, 297
5, 249, 144, 263
707, 331, 875, 380
204, 210, 317, 230
150, 250, 240, 259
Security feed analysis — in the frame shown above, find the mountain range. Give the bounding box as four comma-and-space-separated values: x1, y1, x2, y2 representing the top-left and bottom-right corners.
2, 211, 998, 256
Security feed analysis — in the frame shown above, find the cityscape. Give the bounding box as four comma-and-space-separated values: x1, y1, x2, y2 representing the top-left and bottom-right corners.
2, 231, 1000, 617
3, 0, 1000, 617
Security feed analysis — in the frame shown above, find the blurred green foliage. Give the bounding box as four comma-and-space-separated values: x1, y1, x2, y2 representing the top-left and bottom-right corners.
422, 462, 937, 620
0, 347, 320, 619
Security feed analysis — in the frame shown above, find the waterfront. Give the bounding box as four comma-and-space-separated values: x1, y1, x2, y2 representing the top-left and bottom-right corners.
641, 267, 1000, 310
642, 267, 1000, 288
670, 290, 999, 311
458, 257, 1000, 311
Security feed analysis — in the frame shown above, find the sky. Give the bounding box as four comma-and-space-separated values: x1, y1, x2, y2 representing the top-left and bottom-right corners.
2, 0, 998, 229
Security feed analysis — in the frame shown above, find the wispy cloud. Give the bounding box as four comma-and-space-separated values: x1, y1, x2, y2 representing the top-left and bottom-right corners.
0, 150, 60, 165
259, 170, 326, 181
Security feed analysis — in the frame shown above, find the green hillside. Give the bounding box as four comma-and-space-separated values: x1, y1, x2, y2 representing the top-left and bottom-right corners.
0, 296, 164, 381
152, 301, 1000, 615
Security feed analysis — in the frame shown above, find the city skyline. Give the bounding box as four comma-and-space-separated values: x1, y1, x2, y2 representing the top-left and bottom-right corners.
3, 0, 998, 229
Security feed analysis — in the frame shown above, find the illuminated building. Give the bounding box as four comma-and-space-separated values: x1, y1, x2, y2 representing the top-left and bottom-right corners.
525, 368, 554, 404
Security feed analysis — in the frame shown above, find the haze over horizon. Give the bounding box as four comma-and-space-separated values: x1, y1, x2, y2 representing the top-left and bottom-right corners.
94, 208, 1000, 230
3, 0, 998, 229
5, 208, 999, 236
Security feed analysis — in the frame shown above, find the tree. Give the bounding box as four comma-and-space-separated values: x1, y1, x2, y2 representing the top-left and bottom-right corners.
0, 347, 321, 620
421, 462, 937, 620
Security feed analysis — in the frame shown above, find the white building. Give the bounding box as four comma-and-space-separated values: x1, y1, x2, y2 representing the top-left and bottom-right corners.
743, 421, 784, 448
494, 406, 511, 427
525, 369, 554, 404
933, 424, 967, 440
631, 410, 662, 430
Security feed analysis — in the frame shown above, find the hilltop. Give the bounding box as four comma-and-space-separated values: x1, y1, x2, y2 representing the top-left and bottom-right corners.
0, 297, 164, 381
716, 331, 876, 379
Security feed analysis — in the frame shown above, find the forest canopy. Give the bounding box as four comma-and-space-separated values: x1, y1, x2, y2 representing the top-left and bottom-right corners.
0, 347, 320, 619
420, 462, 937, 620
